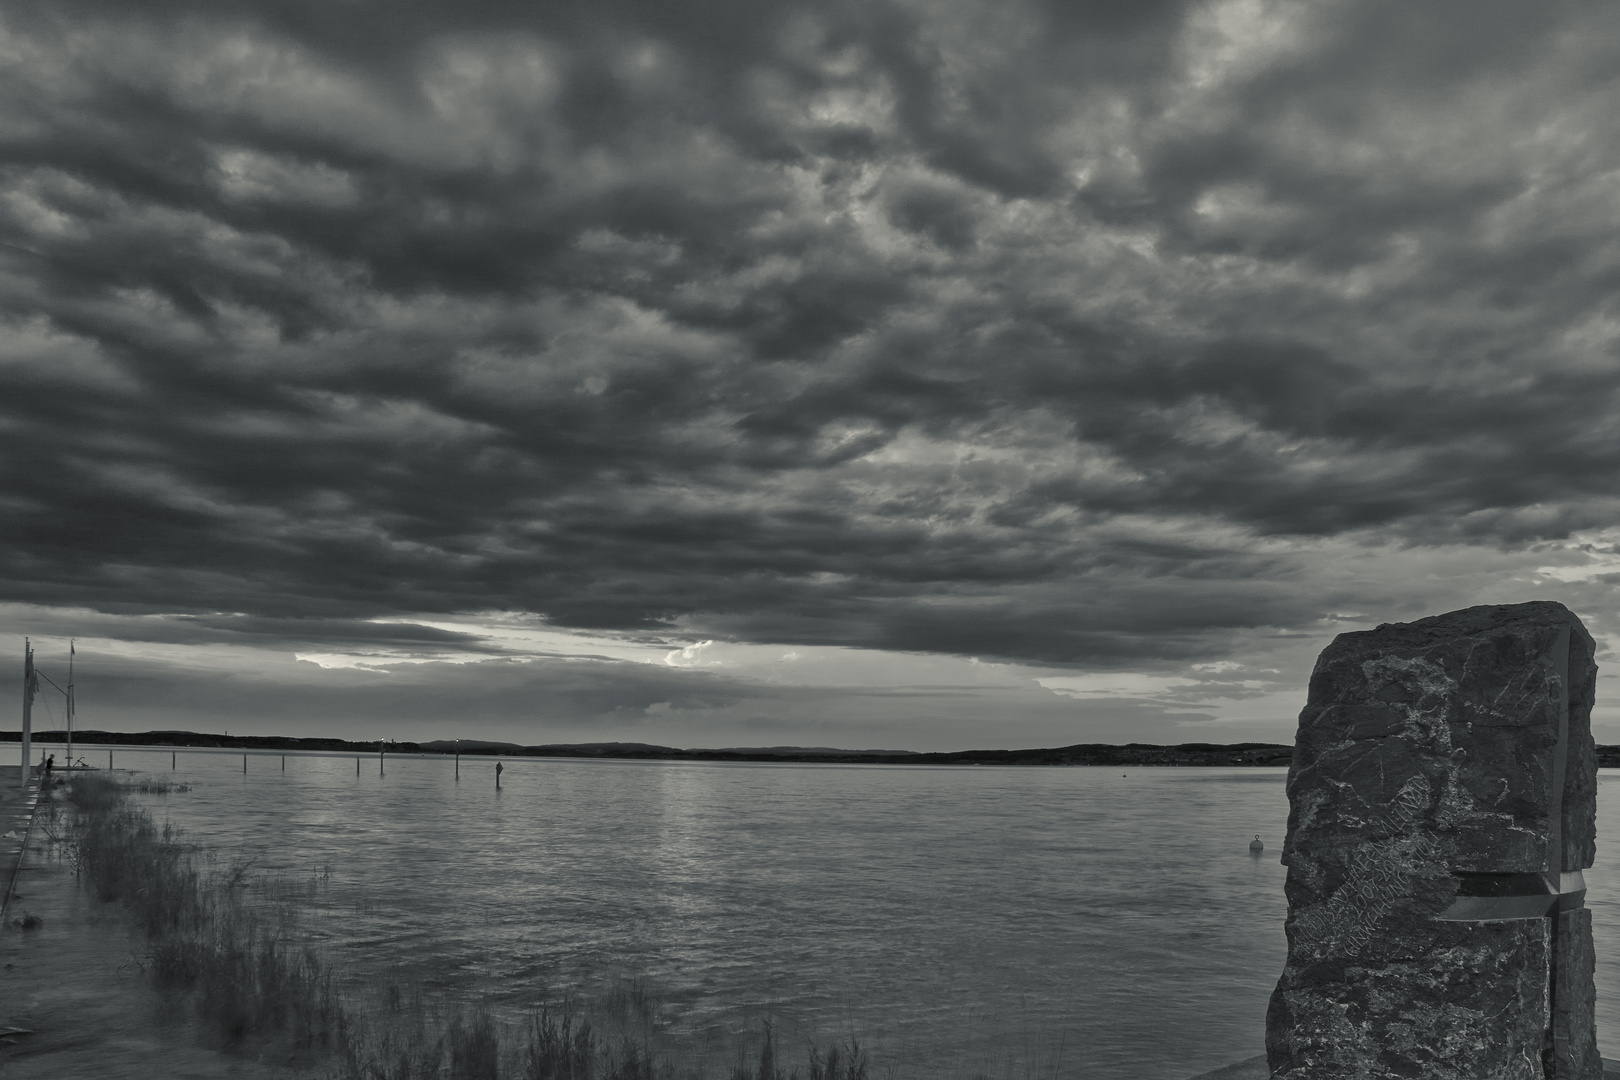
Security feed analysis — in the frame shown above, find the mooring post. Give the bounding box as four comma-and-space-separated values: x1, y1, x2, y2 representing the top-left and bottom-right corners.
172, 750, 176, 769
455, 752, 459, 780
281, 755, 285, 771
1267, 602, 1601, 1079
356, 757, 360, 776
108, 750, 112, 770
243, 753, 247, 774
495, 760, 503, 789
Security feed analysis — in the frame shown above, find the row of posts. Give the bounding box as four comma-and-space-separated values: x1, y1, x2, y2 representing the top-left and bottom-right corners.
86, 747, 505, 786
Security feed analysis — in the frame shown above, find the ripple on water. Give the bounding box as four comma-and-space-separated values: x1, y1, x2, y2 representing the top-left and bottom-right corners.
90, 749, 1620, 1079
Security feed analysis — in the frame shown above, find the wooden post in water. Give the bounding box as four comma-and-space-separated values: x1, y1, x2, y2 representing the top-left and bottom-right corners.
455, 752, 459, 780
243, 753, 247, 774
495, 760, 503, 789
108, 750, 112, 770
356, 757, 360, 776
172, 751, 176, 769
379, 741, 385, 777
281, 755, 285, 771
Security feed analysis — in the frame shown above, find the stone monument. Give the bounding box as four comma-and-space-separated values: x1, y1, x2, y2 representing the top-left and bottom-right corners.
1266, 601, 1600, 1079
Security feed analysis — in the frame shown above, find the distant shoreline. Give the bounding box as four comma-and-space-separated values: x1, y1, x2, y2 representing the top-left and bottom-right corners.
5, 729, 1298, 766
8, 730, 1620, 768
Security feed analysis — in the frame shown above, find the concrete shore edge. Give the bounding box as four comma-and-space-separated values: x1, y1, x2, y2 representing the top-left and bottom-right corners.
0, 766, 42, 924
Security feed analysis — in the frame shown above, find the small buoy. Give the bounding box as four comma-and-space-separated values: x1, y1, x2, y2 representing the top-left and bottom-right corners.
1249, 834, 1264, 853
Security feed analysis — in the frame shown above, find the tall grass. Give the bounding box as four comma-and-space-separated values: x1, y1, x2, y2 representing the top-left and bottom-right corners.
522, 1004, 594, 1080
64, 773, 872, 1080
66, 773, 345, 1059
67, 773, 207, 938
728, 1021, 867, 1080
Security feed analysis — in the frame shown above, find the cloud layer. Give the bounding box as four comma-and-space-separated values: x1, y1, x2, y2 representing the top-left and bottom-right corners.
6, 0, 1620, 744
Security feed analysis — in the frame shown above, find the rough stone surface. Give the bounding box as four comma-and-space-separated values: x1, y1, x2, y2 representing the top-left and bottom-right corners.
1555, 909, 1603, 1080
1267, 601, 1600, 1079
1564, 642, 1599, 873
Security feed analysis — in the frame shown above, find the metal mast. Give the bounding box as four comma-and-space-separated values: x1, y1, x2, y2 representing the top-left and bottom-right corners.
20, 639, 36, 789
66, 640, 75, 769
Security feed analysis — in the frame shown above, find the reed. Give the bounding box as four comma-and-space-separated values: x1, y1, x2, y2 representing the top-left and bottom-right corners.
452, 1011, 503, 1080
66, 773, 345, 1058
330, 990, 867, 1080
521, 1003, 595, 1080
127, 777, 194, 794
807, 1037, 869, 1080
67, 773, 207, 938
729, 1021, 867, 1080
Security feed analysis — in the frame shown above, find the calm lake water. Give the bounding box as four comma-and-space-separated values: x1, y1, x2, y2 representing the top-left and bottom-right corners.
84, 748, 1620, 1079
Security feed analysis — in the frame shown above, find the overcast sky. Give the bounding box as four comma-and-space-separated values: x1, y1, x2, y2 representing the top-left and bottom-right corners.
5, 0, 1620, 750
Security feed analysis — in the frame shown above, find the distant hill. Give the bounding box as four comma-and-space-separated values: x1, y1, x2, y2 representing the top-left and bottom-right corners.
710, 745, 921, 756
5, 729, 420, 752
6, 729, 1290, 765
418, 739, 526, 754
410, 739, 1294, 765
11, 729, 1616, 768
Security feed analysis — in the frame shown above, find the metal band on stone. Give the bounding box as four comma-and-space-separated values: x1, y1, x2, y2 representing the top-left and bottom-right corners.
1557, 869, 1587, 912
1435, 870, 1586, 921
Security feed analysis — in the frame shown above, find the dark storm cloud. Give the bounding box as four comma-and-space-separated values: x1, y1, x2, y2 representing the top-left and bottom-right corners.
84, 654, 759, 728
5, 0, 1620, 668
4, 607, 494, 653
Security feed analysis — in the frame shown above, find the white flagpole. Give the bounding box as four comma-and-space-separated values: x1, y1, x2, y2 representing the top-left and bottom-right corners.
66, 640, 74, 769
66, 641, 74, 767
21, 639, 35, 789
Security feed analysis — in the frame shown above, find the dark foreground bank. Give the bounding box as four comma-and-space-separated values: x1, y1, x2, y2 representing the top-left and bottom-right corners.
1181, 1055, 1620, 1079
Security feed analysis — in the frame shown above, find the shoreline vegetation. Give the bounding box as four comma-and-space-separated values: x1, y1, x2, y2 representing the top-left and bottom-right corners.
57, 771, 875, 1080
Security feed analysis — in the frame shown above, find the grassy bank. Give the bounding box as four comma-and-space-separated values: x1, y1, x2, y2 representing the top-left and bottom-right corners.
62, 773, 871, 1080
